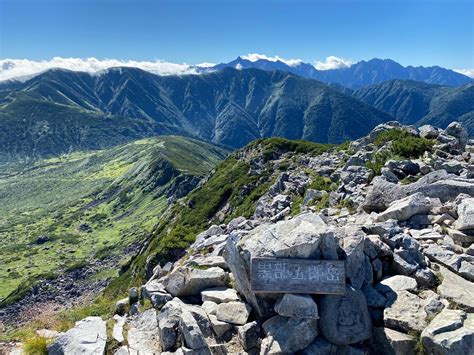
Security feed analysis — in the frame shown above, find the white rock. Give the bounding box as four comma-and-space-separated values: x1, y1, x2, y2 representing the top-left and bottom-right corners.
379, 275, 418, 292
421, 309, 474, 354
375, 193, 433, 222
48, 317, 106, 355
216, 301, 251, 325
201, 287, 239, 304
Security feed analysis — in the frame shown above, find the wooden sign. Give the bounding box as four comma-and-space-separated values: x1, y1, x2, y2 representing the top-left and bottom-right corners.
250, 257, 346, 295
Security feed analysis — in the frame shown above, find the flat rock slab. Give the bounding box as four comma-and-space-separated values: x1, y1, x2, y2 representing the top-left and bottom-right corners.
384, 290, 427, 333
164, 266, 227, 297
216, 301, 251, 325
421, 309, 474, 354
201, 287, 239, 303
437, 266, 474, 311
375, 192, 433, 222
250, 257, 345, 295
373, 327, 416, 355
48, 316, 106, 355
378, 275, 418, 292
274, 293, 319, 319
127, 309, 160, 354
261, 315, 318, 353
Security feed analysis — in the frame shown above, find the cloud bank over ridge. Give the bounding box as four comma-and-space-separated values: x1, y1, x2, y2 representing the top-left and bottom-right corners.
1, 55, 472, 82
0, 57, 197, 81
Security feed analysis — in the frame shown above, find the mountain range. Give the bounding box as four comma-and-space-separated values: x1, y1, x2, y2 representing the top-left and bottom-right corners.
0, 67, 392, 161
205, 57, 472, 88
352, 80, 474, 133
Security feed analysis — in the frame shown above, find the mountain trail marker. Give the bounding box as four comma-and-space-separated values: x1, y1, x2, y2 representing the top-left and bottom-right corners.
250, 257, 346, 295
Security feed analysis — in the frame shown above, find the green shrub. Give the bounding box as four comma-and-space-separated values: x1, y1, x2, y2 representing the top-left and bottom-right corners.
391, 136, 433, 158
23, 336, 50, 355
366, 129, 433, 178
308, 175, 336, 192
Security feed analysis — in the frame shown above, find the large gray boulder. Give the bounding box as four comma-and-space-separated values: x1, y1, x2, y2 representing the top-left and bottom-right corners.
48, 317, 106, 355
319, 287, 372, 345
384, 290, 427, 333
421, 309, 474, 355
437, 266, 474, 311
158, 299, 184, 351
261, 315, 318, 353
201, 287, 239, 304
238, 321, 261, 352
274, 294, 319, 319
375, 193, 433, 222
216, 301, 251, 325
373, 327, 416, 355
225, 213, 338, 317
180, 310, 208, 351
163, 266, 227, 297
454, 197, 474, 231
342, 231, 367, 289
445, 121, 469, 149
363, 171, 474, 212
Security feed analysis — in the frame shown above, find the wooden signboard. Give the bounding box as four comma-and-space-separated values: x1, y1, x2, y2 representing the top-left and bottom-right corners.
250, 257, 346, 295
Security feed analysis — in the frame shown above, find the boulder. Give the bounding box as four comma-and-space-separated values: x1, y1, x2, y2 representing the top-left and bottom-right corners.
158, 299, 184, 351
225, 213, 338, 317
150, 291, 173, 310
112, 315, 126, 343
129, 287, 139, 304
378, 275, 417, 292
238, 321, 261, 351
362, 284, 387, 308
186, 256, 229, 270
384, 290, 427, 333
201, 301, 218, 316
363, 171, 474, 212
48, 317, 106, 355
216, 301, 251, 325
163, 266, 227, 297
127, 309, 160, 354
208, 314, 232, 338
180, 310, 208, 350
319, 287, 372, 345
375, 193, 433, 222
201, 288, 239, 304
454, 197, 474, 231
342, 231, 367, 289
419, 125, 439, 139
274, 294, 319, 319
115, 298, 129, 316
444, 121, 469, 149
261, 315, 318, 353
437, 266, 474, 311
373, 327, 416, 355
421, 309, 474, 355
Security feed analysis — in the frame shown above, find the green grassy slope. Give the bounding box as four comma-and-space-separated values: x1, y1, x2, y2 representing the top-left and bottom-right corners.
0, 136, 228, 302
102, 138, 332, 299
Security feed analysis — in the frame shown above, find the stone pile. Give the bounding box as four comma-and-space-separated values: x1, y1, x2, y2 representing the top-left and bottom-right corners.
47, 122, 474, 355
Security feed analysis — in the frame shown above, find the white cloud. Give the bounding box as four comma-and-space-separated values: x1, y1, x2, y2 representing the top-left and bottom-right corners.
241, 53, 303, 67
0, 57, 199, 82
453, 68, 474, 78
195, 62, 216, 68
314, 56, 353, 70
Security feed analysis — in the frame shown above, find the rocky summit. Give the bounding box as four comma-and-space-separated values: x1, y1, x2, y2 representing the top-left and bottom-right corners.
4, 121, 474, 355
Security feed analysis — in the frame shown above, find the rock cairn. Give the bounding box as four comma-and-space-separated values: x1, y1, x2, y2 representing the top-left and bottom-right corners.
49, 122, 474, 354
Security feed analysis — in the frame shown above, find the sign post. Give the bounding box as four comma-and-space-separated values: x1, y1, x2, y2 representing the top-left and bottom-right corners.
250, 257, 346, 295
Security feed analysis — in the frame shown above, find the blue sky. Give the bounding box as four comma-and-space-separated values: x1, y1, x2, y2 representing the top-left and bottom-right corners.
0, 0, 473, 70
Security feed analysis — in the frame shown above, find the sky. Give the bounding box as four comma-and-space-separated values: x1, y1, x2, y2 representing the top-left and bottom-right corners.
0, 0, 473, 79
